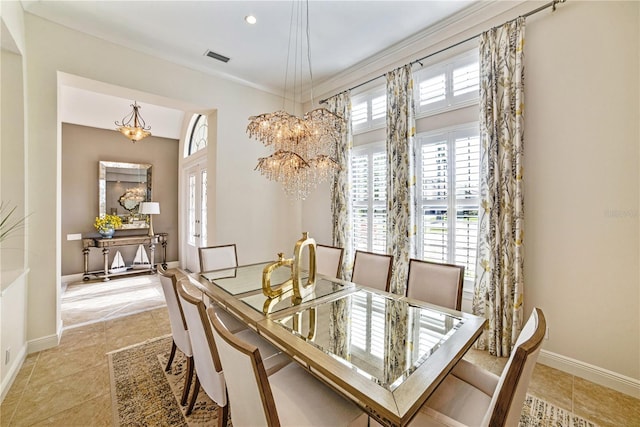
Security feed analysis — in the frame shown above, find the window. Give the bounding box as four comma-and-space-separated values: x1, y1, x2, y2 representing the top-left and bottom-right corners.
347, 49, 480, 292
351, 86, 386, 134
185, 114, 208, 157
415, 124, 480, 285
414, 50, 479, 117
351, 142, 387, 253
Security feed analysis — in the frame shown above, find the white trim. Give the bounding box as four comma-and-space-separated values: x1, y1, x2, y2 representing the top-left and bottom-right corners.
0, 343, 27, 402
538, 350, 640, 399
27, 330, 61, 354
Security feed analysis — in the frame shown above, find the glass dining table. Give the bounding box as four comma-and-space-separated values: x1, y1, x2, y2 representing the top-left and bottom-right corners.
193, 262, 485, 427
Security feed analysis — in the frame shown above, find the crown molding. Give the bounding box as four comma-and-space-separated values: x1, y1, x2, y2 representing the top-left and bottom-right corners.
311, 0, 531, 104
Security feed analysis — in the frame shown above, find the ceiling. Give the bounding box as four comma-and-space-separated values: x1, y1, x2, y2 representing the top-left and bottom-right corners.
22, 0, 481, 139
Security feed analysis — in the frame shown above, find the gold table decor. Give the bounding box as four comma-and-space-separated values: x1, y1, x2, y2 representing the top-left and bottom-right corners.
261, 232, 318, 303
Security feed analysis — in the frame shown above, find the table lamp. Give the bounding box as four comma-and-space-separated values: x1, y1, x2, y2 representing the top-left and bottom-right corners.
139, 202, 160, 237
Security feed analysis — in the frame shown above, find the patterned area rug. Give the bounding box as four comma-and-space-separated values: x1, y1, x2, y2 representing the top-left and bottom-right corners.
108, 335, 223, 427
108, 335, 599, 427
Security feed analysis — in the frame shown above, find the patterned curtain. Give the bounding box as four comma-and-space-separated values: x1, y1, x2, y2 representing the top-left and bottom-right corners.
473, 18, 526, 357
325, 92, 353, 281
385, 65, 417, 295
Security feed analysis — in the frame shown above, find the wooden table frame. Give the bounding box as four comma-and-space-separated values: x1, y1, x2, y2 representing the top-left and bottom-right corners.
190, 264, 485, 426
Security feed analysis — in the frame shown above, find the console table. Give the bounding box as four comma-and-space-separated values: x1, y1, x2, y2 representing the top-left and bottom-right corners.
82, 233, 168, 281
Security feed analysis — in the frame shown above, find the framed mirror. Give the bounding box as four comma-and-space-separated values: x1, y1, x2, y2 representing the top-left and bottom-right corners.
99, 161, 152, 229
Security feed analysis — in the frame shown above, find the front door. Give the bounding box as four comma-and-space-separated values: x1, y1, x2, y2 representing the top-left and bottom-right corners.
184, 164, 207, 272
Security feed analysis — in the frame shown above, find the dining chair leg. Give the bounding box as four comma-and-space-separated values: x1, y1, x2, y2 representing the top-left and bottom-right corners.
185, 375, 200, 416
181, 356, 194, 406
217, 403, 229, 427
165, 340, 177, 372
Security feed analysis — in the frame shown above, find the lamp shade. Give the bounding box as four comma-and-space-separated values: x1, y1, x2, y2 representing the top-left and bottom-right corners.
139, 202, 160, 215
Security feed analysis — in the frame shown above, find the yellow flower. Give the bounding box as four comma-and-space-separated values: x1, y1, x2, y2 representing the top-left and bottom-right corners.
94, 214, 123, 231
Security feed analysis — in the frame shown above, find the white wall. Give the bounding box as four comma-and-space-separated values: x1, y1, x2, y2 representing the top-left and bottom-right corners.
307, 0, 640, 390
23, 13, 301, 348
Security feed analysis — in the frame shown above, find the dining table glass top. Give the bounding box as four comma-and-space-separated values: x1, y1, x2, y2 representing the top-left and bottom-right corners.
271, 288, 465, 391
200, 262, 282, 295
240, 277, 349, 314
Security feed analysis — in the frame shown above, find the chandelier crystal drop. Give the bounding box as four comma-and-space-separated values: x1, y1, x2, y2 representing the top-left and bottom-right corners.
115, 101, 151, 142
246, 1, 343, 200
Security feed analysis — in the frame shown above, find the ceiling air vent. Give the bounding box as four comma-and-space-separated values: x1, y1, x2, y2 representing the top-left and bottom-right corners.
204, 50, 230, 63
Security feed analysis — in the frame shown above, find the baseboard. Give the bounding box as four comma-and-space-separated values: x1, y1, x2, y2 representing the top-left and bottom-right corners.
0, 343, 27, 402
61, 261, 180, 285
538, 349, 640, 399
27, 330, 60, 354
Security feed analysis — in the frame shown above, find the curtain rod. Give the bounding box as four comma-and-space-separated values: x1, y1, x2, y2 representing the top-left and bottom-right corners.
320, 0, 566, 105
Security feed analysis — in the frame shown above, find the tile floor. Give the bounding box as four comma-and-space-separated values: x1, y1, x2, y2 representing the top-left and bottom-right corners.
1, 276, 638, 426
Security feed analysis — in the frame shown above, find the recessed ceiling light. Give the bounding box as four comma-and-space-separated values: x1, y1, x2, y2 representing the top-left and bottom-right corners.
245, 15, 257, 25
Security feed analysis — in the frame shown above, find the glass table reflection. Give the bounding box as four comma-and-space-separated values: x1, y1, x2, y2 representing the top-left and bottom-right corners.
271, 289, 464, 391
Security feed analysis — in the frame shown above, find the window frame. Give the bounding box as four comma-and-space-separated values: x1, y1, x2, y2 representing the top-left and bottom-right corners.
413, 49, 479, 118
185, 113, 208, 157
415, 122, 480, 291
351, 86, 386, 135
351, 141, 387, 254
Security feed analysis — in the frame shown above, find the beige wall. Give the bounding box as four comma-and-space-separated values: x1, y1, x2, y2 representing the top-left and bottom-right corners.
524, 0, 638, 381
307, 0, 640, 385
0, 49, 26, 272
61, 123, 179, 275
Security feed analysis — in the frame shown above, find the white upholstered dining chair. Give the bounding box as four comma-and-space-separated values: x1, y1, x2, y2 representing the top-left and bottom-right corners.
157, 266, 194, 406
198, 243, 238, 273
316, 244, 344, 278
208, 307, 369, 427
177, 278, 290, 418
405, 259, 464, 310
409, 308, 546, 427
351, 250, 394, 292
198, 243, 246, 333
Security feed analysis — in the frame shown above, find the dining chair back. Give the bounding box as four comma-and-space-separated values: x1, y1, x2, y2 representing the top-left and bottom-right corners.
177, 278, 228, 418
177, 277, 288, 418
351, 250, 393, 292
157, 266, 194, 406
208, 308, 369, 427
405, 259, 464, 310
414, 308, 546, 427
198, 243, 246, 333
199, 243, 238, 273
316, 244, 344, 278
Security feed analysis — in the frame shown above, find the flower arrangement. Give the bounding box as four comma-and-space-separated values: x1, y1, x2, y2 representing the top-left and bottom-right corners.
94, 214, 123, 232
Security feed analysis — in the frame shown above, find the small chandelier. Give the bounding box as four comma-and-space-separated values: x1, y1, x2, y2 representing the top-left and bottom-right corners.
115, 101, 151, 142
247, 1, 343, 200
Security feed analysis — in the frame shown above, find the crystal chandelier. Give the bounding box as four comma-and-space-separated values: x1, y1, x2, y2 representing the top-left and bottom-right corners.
115, 101, 151, 142
247, 1, 343, 200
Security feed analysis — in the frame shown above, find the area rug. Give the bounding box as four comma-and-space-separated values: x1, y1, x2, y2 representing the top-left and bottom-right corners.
108, 335, 225, 427
109, 335, 599, 427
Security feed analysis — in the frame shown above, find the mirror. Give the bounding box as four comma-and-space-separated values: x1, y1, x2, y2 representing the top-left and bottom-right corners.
99, 161, 152, 229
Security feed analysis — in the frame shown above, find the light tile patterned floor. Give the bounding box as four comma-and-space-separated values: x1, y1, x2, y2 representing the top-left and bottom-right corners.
1, 275, 638, 426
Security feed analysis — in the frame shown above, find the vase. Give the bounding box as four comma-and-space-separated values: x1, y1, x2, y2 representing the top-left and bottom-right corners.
99, 227, 115, 239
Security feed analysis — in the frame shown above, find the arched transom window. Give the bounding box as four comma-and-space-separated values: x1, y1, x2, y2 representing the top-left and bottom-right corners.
185, 114, 208, 157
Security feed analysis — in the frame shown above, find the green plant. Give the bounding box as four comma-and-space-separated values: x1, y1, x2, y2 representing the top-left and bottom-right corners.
0, 202, 27, 242
94, 214, 123, 231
